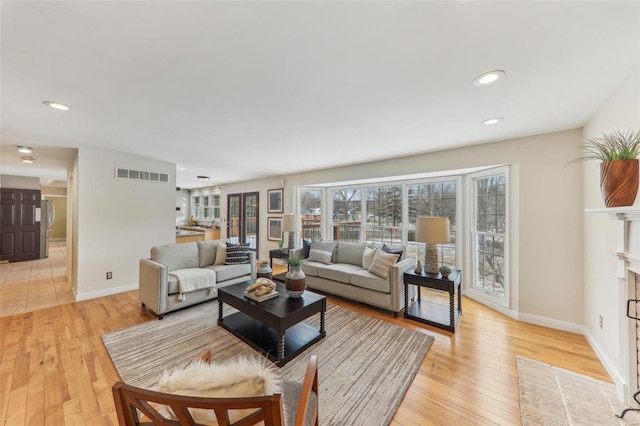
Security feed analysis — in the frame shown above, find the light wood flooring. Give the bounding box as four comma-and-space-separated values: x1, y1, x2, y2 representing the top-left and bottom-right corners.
0, 254, 611, 425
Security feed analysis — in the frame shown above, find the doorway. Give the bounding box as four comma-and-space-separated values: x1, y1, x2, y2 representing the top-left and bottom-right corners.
227, 192, 259, 252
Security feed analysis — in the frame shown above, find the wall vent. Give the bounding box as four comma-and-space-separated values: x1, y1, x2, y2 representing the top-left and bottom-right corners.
115, 167, 169, 183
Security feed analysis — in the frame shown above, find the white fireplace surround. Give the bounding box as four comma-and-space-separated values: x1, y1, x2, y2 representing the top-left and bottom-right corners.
587, 207, 640, 406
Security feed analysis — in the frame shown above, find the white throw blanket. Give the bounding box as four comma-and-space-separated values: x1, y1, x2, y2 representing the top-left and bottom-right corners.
169, 269, 216, 302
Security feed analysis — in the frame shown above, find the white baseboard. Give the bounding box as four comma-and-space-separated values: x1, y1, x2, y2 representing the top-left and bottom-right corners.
517, 312, 584, 334
464, 291, 519, 320
583, 327, 627, 399
75, 283, 138, 302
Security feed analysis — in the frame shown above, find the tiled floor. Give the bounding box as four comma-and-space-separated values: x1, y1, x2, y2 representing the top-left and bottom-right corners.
0, 241, 75, 317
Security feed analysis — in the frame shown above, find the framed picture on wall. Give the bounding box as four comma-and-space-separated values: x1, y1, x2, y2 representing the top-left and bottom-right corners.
267, 188, 283, 213
267, 217, 283, 241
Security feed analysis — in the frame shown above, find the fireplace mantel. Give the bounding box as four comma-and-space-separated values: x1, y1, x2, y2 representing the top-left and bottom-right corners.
586, 205, 640, 406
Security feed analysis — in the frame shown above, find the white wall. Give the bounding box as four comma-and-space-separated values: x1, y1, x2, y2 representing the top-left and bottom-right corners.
222, 129, 584, 327
583, 66, 640, 388
74, 147, 176, 300
0, 174, 40, 189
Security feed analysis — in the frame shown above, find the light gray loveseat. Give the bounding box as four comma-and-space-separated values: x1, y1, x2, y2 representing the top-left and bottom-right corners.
139, 239, 256, 319
290, 241, 415, 316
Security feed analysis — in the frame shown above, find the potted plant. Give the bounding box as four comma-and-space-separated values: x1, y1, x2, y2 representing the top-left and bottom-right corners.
285, 257, 306, 298
439, 266, 451, 279
571, 129, 640, 207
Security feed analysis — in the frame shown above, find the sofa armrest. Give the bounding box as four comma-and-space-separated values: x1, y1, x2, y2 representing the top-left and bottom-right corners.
390, 257, 417, 312
289, 247, 304, 259
248, 251, 257, 280
139, 258, 169, 316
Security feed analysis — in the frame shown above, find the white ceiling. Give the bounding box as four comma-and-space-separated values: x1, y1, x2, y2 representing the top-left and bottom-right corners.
2, 1, 639, 189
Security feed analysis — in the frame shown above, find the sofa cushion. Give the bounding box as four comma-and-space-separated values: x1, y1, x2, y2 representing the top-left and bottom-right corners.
368, 250, 400, 279
167, 273, 179, 295
317, 263, 362, 284
350, 270, 391, 293
301, 260, 323, 277
336, 242, 367, 267
197, 240, 219, 267
307, 240, 335, 264
151, 242, 199, 271
225, 243, 250, 265
206, 263, 251, 282
362, 247, 377, 270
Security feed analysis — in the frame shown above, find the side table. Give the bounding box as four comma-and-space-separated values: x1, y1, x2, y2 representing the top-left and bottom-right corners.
269, 248, 289, 268
403, 269, 462, 332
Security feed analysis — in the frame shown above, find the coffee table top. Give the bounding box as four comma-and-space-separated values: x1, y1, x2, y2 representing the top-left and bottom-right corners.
218, 281, 326, 319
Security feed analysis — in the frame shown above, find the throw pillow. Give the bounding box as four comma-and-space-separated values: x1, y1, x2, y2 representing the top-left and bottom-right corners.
362, 247, 377, 270
225, 243, 250, 265
214, 242, 227, 265
368, 250, 400, 279
382, 243, 404, 261
307, 240, 335, 264
155, 356, 281, 425
302, 238, 312, 258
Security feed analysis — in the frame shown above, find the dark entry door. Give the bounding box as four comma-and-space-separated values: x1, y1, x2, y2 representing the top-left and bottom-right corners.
0, 188, 41, 262
227, 192, 259, 252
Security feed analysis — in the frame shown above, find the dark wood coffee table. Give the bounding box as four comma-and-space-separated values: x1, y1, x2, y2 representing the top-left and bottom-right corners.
217, 281, 326, 367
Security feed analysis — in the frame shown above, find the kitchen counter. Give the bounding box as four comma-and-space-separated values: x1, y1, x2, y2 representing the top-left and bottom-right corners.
178, 226, 221, 241
175, 230, 205, 243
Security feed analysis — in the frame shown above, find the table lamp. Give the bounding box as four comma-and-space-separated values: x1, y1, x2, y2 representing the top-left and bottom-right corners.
415, 216, 450, 274
282, 214, 302, 250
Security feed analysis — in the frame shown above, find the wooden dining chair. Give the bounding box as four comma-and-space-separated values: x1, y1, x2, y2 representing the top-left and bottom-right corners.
112, 354, 319, 426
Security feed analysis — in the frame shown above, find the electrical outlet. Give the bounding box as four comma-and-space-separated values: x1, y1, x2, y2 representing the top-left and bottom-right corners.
599, 315, 603, 329
106, 272, 112, 280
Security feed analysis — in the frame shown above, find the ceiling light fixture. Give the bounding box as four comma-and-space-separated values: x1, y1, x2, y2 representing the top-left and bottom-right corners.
473, 70, 505, 87
482, 117, 503, 125
179, 167, 186, 171
21, 156, 35, 163
42, 100, 70, 111
197, 175, 210, 182
17, 146, 33, 154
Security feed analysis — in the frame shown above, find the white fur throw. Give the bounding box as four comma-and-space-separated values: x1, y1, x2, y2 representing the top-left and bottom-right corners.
153, 356, 281, 425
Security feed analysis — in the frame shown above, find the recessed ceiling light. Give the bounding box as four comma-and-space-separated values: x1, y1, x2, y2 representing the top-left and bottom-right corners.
21, 156, 35, 163
17, 146, 33, 154
483, 117, 503, 125
179, 167, 186, 171
42, 100, 70, 111
473, 70, 505, 87
197, 176, 210, 182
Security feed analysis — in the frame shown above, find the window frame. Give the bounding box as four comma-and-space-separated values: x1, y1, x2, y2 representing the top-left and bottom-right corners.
466, 166, 510, 309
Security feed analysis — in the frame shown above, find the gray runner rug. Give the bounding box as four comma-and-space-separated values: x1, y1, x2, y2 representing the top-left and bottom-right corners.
102, 302, 433, 426
516, 356, 640, 425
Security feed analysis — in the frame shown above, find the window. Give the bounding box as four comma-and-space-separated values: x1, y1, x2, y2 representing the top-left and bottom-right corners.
471, 170, 507, 301
300, 188, 323, 240
331, 188, 362, 242
191, 193, 221, 220
365, 186, 402, 245
407, 181, 457, 268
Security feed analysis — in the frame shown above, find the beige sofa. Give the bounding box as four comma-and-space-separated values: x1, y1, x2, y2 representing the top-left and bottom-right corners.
139, 239, 256, 319
290, 241, 415, 316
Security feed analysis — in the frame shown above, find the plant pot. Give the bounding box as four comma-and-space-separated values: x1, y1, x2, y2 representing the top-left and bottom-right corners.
285, 266, 306, 298
600, 159, 639, 207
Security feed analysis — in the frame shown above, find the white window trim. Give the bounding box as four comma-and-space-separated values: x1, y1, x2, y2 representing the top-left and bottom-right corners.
465, 166, 510, 310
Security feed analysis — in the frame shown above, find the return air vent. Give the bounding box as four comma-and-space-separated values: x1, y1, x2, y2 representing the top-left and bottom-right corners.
114, 167, 169, 183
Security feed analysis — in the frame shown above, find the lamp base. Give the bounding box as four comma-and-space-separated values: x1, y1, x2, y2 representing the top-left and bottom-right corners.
287, 232, 296, 251
424, 244, 439, 274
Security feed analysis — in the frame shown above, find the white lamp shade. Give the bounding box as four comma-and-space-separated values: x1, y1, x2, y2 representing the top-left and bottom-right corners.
415, 217, 450, 244
282, 214, 302, 232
